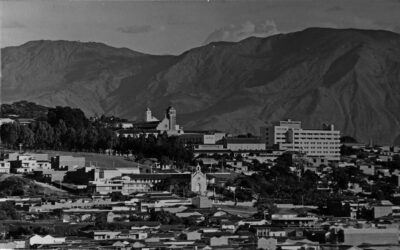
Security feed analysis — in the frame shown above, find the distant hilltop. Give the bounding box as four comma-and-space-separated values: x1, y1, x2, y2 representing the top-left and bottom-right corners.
1, 28, 400, 145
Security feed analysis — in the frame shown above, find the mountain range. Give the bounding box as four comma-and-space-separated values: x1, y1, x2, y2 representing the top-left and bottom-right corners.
1, 28, 400, 145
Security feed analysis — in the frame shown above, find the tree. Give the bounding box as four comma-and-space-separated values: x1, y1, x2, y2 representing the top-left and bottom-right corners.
65, 127, 77, 150
0, 202, 20, 220
110, 192, 125, 201
33, 121, 54, 149
18, 126, 35, 148
85, 126, 98, 151
0, 123, 19, 147
54, 120, 68, 149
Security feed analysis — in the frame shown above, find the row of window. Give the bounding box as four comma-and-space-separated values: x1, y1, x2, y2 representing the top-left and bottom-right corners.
293, 141, 339, 144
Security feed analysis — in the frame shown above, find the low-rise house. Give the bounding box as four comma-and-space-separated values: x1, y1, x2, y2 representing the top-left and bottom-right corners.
140, 197, 192, 211
62, 209, 104, 223
225, 160, 248, 173
271, 213, 318, 227
130, 221, 161, 231
278, 239, 320, 250
107, 211, 135, 223
28, 234, 66, 246
192, 196, 212, 208
207, 232, 250, 247
29, 197, 114, 212
359, 164, 375, 176
175, 211, 205, 222
198, 158, 219, 166
339, 227, 398, 245
339, 162, 356, 168
118, 231, 148, 240
0, 240, 26, 249
184, 230, 202, 241
376, 168, 391, 177
0, 117, 15, 125
156, 205, 188, 213
207, 172, 238, 187
221, 222, 236, 232
146, 232, 176, 242
257, 237, 277, 250
209, 235, 230, 246
373, 200, 393, 219
237, 219, 268, 227
92, 230, 121, 240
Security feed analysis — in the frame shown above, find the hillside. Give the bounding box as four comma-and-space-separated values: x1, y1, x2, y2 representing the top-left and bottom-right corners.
2, 28, 400, 144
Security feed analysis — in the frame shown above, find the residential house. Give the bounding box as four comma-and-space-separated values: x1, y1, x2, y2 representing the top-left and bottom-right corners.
257, 237, 277, 250
29, 234, 66, 246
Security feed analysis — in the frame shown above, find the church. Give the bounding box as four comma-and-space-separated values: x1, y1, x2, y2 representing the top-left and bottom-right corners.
191, 164, 207, 196
117, 106, 184, 138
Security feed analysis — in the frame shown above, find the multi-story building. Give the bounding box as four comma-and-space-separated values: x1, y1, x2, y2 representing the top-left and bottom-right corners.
89, 173, 192, 195
260, 119, 341, 161
9, 155, 52, 173
178, 132, 226, 146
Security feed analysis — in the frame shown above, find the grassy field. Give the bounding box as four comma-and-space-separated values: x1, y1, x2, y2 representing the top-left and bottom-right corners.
28, 150, 141, 169
0, 174, 69, 197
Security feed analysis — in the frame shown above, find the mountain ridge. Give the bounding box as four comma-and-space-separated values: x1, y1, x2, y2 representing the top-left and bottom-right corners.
2, 27, 400, 144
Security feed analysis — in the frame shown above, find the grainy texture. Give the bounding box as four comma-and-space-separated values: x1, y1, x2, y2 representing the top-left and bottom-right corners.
2, 28, 400, 144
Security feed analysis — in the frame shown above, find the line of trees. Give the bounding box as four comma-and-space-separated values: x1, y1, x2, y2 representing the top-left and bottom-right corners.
0, 106, 193, 164
0, 117, 117, 151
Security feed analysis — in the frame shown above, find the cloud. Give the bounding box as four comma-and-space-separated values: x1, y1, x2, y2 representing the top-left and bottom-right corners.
1, 20, 25, 29
392, 26, 400, 34
204, 20, 279, 45
116, 24, 152, 34
204, 20, 279, 44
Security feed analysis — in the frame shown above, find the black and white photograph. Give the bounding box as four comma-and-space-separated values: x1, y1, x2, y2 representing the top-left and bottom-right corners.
1, 0, 400, 249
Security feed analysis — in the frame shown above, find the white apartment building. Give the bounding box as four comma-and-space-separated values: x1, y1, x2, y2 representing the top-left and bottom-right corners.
10, 155, 52, 174
89, 176, 154, 195
260, 119, 341, 161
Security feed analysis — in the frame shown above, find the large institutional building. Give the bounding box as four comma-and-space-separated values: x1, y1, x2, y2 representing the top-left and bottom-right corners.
260, 119, 341, 161
116, 106, 184, 137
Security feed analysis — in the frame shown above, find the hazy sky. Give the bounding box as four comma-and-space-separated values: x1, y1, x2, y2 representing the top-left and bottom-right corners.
1, 0, 400, 55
